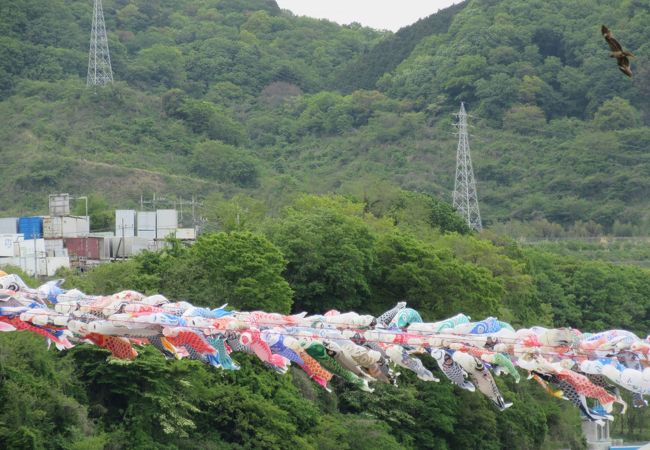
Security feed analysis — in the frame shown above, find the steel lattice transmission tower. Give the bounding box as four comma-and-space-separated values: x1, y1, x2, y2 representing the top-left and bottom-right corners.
86, 0, 113, 87
452, 102, 482, 231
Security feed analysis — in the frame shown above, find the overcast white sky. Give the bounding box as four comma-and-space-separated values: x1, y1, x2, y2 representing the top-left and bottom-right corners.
275, 0, 462, 32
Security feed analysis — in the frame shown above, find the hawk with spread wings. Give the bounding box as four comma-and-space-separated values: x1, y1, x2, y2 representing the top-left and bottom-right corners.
602, 25, 634, 77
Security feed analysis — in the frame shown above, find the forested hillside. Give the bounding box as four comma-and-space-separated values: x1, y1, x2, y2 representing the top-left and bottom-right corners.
2, 0, 650, 448
1, 0, 649, 232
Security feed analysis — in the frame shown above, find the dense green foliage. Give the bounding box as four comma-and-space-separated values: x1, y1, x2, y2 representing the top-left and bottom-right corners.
3, 194, 650, 448
3, 0, 650, 448
332, 1, 467, 93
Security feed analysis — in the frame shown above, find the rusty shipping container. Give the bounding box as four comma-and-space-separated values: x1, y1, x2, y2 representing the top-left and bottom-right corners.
63, 237, 105, 260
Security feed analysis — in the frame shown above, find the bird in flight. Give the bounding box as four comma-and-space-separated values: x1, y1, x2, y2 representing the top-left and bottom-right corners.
602, 25, 634, 77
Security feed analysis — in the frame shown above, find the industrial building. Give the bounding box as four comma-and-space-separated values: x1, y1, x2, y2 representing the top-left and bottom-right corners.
0, 194, 196, 277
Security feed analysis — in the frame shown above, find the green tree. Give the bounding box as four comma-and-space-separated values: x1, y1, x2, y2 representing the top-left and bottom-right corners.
171, 231, 293, 312
267, 195, 376, 313
372, 231, 503, 319
191, 140, 259, 187
503, 104, 546, 135
181, 100, 247, 145
593, 97, 642, 130
71, 193, 112, 231
202, 192, 267, 232
130, 44, 186, 88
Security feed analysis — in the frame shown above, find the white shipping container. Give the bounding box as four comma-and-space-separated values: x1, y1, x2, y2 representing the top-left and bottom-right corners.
43, 216, 63, 238
156, 228, 176, 239
156, 209, 177, 239
44, 216, 90, 238
149, 240, 171, 252
115, 210, 136, 238
0, 234, 20, 257
0, 218, 17, 234
45, 256, 70, 276
137, 211, 156, 237
44, 239, 65, 257
63, 216, 89, 237
76, 216, 90, 235
110, 237, 124, 258
110, 236, 152, 258
102, 238, 111, 260
137, 229, 156, 239
49, 194, 70, 216
16, 238, 45, 257
90, 232, 115, 238
174, 228, 196, 240
156, 210, 178, 229
3, 248, 65, 277
45, 239, 63, 249
0, 257, 14, 269
0, 257, 22, 273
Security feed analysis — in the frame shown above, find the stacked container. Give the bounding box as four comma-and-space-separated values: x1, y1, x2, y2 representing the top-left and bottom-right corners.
0, 218, 17, 234
43, 216, 90, 238
48, 194, 70, 216
18, 217, 43, 239
110, 236, 152, 258
137, 211, 156, 239
174, 228, 196, 240
115, 210, 136, 238
156, 209, 178, 239
63, 237, 107, 260
0, 234, 20, 257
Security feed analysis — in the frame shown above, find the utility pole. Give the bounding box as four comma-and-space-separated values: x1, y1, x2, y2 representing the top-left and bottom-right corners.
33, 232, 37, 277
86, 0, 113, 87
121, 218, 125, 260
139, 193, 169, 211
452, 102, 483, 232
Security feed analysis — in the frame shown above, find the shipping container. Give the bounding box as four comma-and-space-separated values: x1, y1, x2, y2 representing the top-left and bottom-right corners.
136, 211, 156, 238
64, 237, 104, 260
110, 236, 153, 258
1, 254, 70, 277
157, 228, 176, 239
115, 210, 136, 237
0, 234, 21, 257
48, 194, 70, 217
44, 216, 90, 238
0, 257, 13, 269
44, 239, 67, 257
18, 217, 43, 239
110, 237, 124, 258
45, 257, 70, 276
102, 238, 111, 260
14, 239, 46, 277
138, 229, 156, 239
89, 232, 115, 238
0, 218, 17, 234
69, 216, 90, 236
174, 228, 196, 240
156, 210, 177, 239
43, 216, 62, 238
156, 209, 177, 227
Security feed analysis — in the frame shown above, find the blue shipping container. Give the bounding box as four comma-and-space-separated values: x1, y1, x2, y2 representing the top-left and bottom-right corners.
18, 216, 43, 239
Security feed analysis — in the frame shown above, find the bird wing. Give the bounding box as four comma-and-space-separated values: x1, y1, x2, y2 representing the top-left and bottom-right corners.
619, 67, 632, 78
602, 25, 623, 52
617, 57, 633, 77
